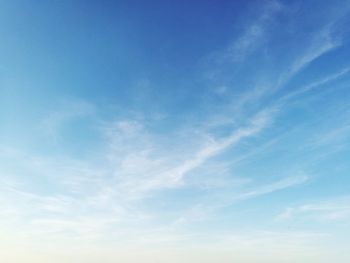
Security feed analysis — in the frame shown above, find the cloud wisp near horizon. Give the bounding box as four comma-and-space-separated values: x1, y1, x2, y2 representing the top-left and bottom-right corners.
1, 1, 350, 262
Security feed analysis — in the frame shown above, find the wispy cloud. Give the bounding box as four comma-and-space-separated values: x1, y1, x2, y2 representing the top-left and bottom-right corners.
279, 66, 350, 103
235, 173, 308, 201
0, 106, 275, 239
308, 123, 350, 150
102, 109, 274, 202
171, 172, 309, 228
201, 0, 283, 84
276, 23, 344, 89
277, 196, 350, 222
225, 0, 283, 62
40, 98, 95, 140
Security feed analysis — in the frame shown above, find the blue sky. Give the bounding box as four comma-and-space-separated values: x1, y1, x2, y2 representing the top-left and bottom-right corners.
1, 0, 350, 262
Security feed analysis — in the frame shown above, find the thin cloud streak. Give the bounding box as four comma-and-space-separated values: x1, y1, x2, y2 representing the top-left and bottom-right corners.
235, 174, 309, 201
277, 196, 350, 222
